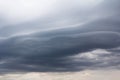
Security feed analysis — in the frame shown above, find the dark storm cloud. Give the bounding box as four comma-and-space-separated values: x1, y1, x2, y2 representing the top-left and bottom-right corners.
0, 0, 120, 74
0, 31, 120, 73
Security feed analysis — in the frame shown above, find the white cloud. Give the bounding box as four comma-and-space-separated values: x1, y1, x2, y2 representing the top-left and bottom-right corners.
71, 49, 111, 60
0, 0, 104, 24
0, 70, 120, 80
0, 0, 56, 24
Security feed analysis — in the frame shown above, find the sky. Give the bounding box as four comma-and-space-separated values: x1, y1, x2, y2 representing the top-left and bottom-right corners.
0, 0, 120, 80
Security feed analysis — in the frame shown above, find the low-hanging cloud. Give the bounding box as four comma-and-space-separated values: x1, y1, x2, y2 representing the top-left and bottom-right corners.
0, 0, 120, 74
0, 30, 120, 73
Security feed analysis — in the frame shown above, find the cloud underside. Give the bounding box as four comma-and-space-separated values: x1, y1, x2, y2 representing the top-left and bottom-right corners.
0, 30, 120, 73
0, 0, 120, 74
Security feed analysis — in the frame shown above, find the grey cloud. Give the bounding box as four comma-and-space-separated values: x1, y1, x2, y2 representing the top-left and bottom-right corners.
0, 0, 120, 74
0, 0, 120, 37
0, 0, 113, 37
0, 31, 120, 73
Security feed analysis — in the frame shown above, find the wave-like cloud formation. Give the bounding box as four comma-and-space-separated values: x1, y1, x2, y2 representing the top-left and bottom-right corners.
0, 30, 120, 73
0, 0, 120, 74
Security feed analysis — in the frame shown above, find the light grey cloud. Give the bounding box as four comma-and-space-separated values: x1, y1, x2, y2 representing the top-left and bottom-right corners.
0, 0, 104, 37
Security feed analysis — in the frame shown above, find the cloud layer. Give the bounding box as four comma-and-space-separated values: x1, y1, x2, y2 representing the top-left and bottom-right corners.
0, 0, 120, 74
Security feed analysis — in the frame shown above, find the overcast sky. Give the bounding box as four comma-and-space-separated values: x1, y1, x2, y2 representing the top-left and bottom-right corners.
0, 0, 120, 80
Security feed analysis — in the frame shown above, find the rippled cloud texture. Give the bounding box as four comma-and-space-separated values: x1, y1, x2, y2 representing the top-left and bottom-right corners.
0, 0, 120, 79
